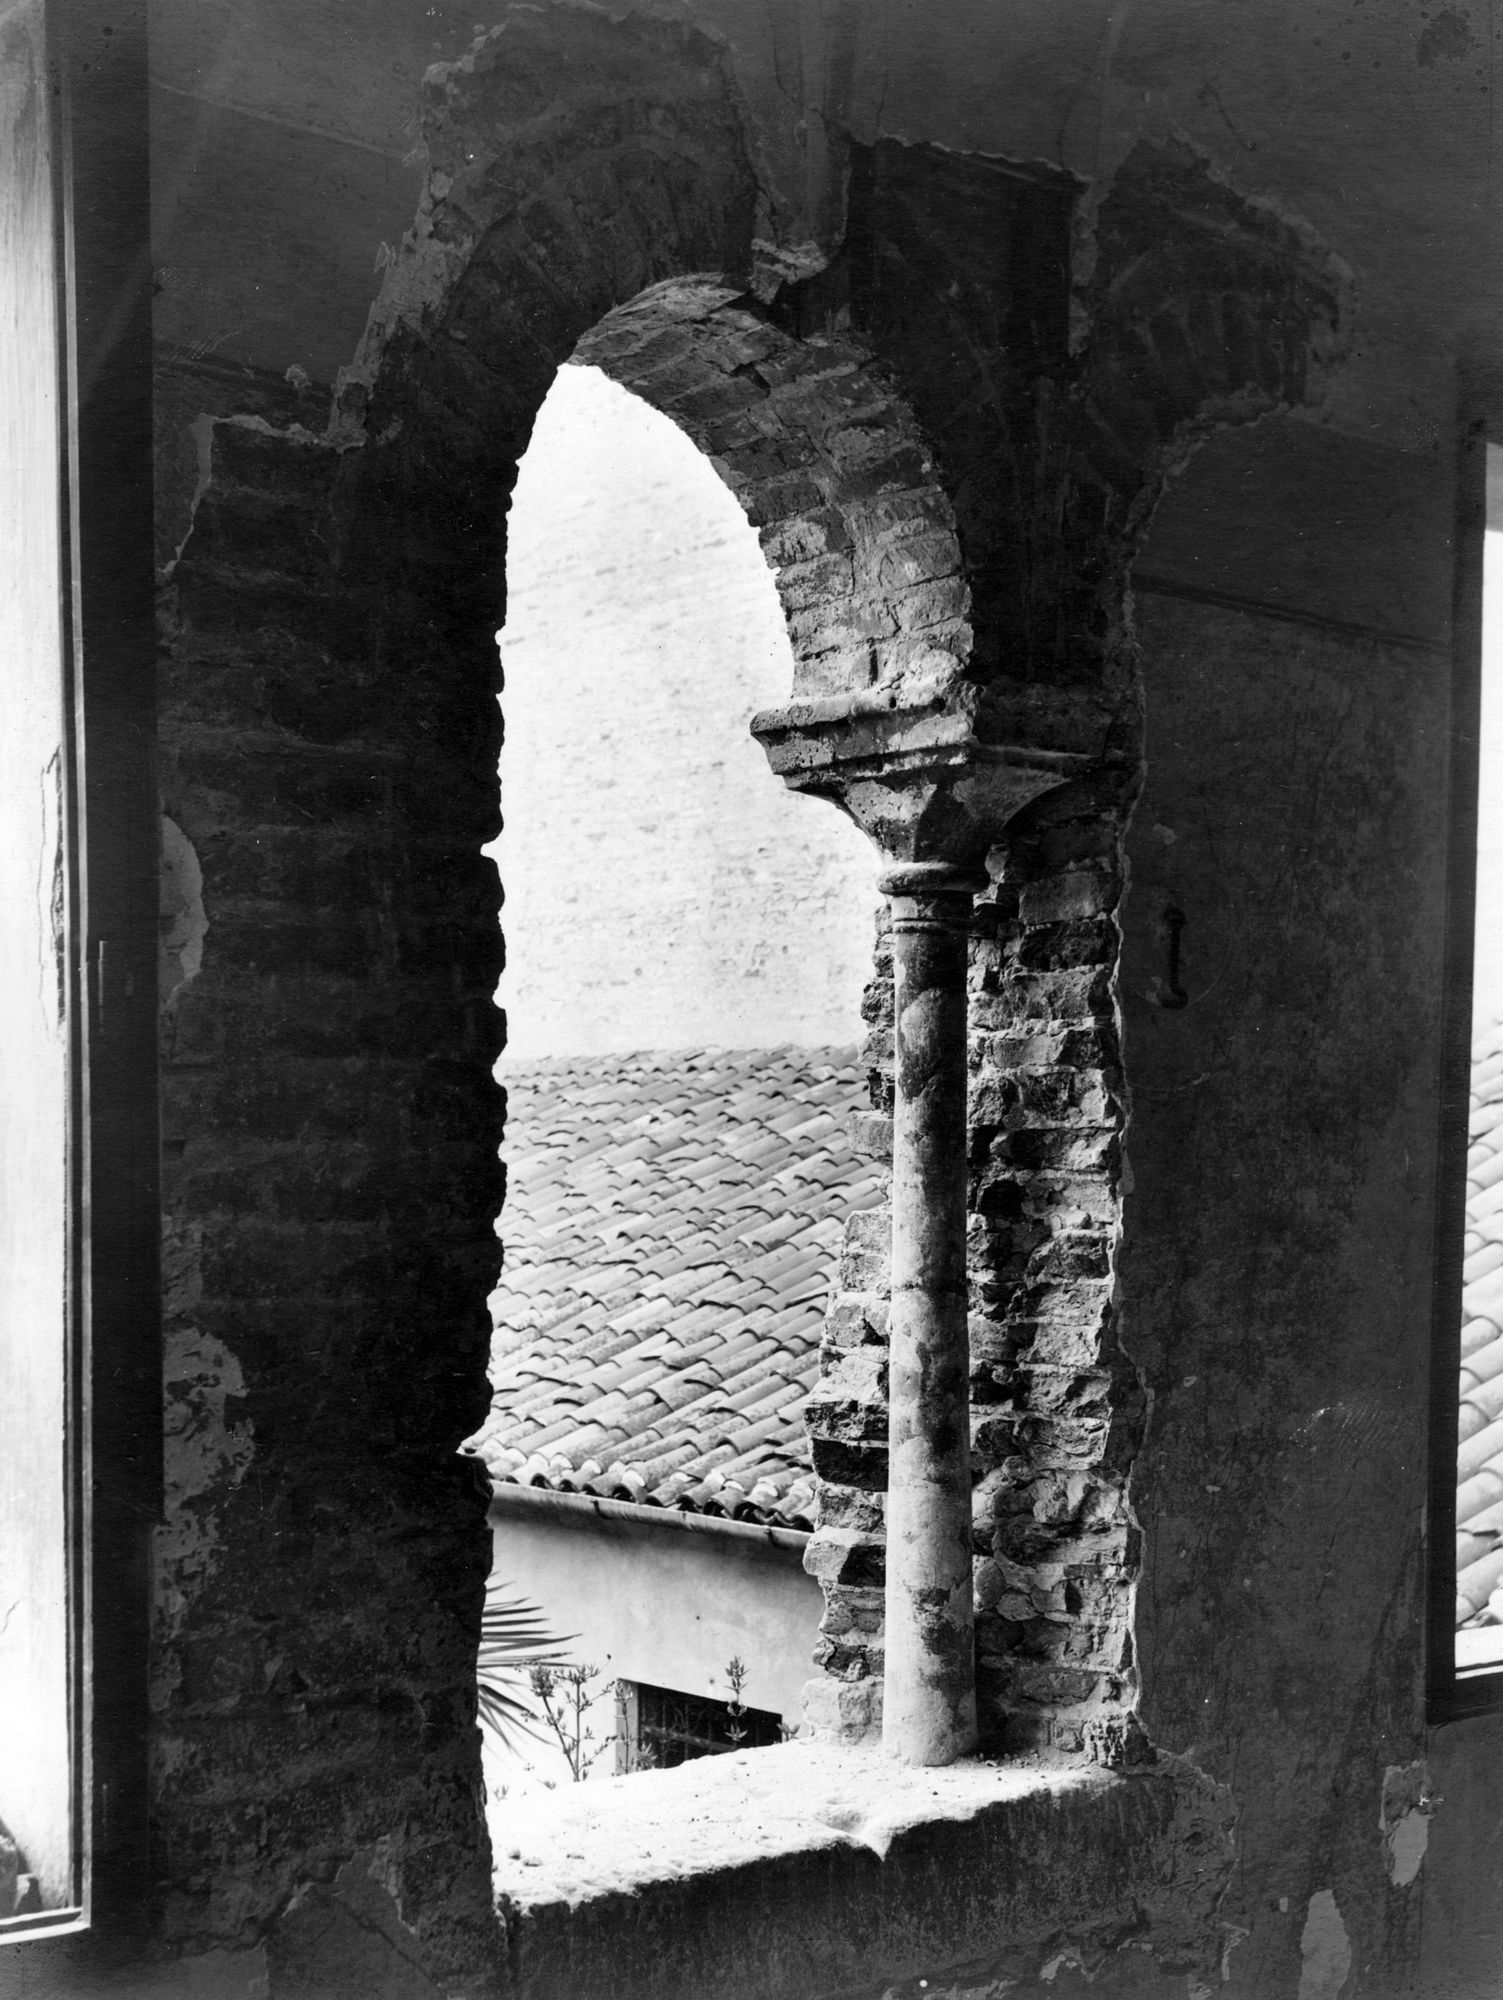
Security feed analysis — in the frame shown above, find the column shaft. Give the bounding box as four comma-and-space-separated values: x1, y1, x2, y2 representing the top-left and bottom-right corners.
880, 866, 979, 1766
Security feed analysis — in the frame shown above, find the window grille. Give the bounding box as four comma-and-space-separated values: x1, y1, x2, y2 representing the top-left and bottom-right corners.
618, 1682, 783, 1770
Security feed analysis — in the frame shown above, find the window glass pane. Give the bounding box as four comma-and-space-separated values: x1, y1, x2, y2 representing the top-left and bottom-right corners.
0, 0, 81, 1924
1457, 445, 1503, 1679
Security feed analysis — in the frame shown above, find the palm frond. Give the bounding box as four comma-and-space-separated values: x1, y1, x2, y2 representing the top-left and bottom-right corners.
477, 1580, 574, 1755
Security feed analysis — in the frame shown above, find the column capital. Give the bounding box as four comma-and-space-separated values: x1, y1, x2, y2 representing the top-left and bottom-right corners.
876, 860, 989, 902
751, 676, 1092, 872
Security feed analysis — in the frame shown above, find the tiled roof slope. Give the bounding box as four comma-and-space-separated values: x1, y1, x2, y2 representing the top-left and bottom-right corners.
1460, 1016, 1503, 1630
468, 1047, 885, 1530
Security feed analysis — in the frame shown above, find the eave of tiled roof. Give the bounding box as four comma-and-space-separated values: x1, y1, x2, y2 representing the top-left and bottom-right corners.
1459, 1017, 1503, 1629
466, 1046, 885, 1530
486, 1479, 812, 1556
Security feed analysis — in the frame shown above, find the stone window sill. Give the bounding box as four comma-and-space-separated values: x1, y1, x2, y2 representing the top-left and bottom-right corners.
491, 1739, 1230, 1999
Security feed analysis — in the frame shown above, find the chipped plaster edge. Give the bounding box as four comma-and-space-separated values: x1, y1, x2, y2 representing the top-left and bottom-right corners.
1380, 1758, 1436, 1889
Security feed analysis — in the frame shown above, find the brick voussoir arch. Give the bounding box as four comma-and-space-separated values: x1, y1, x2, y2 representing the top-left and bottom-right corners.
574, 283, 971, 701
325, 8, 970, 704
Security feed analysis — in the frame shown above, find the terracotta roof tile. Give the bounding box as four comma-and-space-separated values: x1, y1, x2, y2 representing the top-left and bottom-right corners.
1463, 1314, 1503, 1359
1458, 1018, 1503, 1630
1458, 1417, 1503, 1485
467, 1046, 886, 1529
1465, 1242, 1503, 1287
1463, 1372, 1503, 1429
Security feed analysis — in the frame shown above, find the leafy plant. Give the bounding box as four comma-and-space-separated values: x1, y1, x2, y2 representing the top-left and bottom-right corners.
476, 1579, 573, 1754
528, 1662, 616, 1782
724, 1654, 749, 1747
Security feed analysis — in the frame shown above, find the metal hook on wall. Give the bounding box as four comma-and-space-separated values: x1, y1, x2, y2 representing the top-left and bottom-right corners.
1160, 904, 1189, 1009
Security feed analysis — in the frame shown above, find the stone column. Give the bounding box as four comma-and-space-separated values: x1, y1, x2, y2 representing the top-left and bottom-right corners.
752, 685, 1087, 1760
880, 860, 982, 1766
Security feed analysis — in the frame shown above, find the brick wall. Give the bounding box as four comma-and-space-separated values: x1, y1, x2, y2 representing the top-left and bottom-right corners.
157, 414, 502, 1983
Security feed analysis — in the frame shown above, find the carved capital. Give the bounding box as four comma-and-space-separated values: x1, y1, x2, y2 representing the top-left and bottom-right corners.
751, 675, 1089, 870
877, 861, 987, 938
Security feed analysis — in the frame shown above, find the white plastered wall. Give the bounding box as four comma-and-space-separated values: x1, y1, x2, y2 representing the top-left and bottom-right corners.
493, 364, 876, 1062
486, 1513, 821, 1793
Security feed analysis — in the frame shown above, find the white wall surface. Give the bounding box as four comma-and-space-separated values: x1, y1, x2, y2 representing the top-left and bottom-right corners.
492, 364, 876, 1061
485, 1511, 821, 1794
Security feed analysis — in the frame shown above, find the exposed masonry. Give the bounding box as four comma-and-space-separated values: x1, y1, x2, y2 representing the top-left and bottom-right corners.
147, 14, 807, 1975
150, 0, 1345, 1971
156, 416, 502, 1980
574, 289, 969, 706
792, 142, 1347, 1751
806, 778, 1144, 1757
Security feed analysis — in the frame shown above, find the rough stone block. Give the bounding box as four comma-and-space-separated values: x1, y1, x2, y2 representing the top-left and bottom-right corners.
846, 1110, 893, 1160
774, 550, 858, 609
839, 1205, 891, 1291
811, 1436, 889, 1491
804, 1527, 887, 1590
985, 1127, 1119, 1175
893, 573, 969, 631
876, 531, 962, 591
870, 629, 972, 685
817, 1485, 886, 1534
799, 1676, 881, 1742
971, 966, 1115, 1027
1027, 1231, 1112, 1284
822, 1290, 889, 1353
1018, 868, 1119, 925
805, 1345, 889, 1444
758, 508, 852, 564
1014, 917, 1118, 971
732, 468, 828, 527
787, 594, 897, 651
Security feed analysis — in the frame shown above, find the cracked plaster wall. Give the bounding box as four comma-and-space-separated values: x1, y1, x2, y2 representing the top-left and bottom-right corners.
1118, 584, 1445, 1996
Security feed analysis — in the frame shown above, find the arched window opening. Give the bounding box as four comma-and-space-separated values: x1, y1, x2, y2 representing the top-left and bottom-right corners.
466, 363, 881, 1801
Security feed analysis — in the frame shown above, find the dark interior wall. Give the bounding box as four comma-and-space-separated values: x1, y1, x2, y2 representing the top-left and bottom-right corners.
1121, 588, 1446, 1992
1117, 411, 1484, 1991
154, 413, 504, 1993
1424, 1710, 1503, 1995
1140, 417, 1453, 649
1119, 406, 1479, 1984
147, 0, 1503, 454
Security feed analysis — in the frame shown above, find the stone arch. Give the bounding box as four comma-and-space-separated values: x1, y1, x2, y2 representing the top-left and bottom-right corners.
574, 282, 969, 705
322, 6, 973, 714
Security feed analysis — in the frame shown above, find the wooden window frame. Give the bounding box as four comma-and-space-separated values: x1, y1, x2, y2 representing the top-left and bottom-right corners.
1428, 408, 1503, 1722
2, 0, 161, 1953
